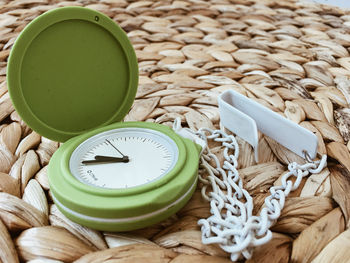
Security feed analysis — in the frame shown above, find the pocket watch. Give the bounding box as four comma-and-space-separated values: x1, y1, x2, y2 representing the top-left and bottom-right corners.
7, 7, 200, 231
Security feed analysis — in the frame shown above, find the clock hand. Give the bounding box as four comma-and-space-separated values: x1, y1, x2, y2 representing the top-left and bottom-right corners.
95, 155, 129, 162
82, 156, 129, 165
105, 139, 128, 158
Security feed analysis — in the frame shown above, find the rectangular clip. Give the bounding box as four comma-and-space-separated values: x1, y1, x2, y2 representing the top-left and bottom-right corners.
218, 90, 318, 163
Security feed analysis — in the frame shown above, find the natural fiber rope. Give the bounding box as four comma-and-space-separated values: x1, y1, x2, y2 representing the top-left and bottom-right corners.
0, 0, 349, 262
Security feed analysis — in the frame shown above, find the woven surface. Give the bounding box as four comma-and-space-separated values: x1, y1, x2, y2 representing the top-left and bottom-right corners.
0, 0, 350, 262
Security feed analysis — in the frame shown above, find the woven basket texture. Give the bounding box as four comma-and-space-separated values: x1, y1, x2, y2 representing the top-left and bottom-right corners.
0, 0, 350, 262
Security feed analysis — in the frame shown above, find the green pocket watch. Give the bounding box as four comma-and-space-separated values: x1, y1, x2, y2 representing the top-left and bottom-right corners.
7, 7, 200, 231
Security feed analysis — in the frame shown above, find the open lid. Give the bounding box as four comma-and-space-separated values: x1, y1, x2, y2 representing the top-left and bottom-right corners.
7, 7, 138, 142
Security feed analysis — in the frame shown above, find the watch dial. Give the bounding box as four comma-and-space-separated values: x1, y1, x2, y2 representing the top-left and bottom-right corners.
69, 128, 179, 189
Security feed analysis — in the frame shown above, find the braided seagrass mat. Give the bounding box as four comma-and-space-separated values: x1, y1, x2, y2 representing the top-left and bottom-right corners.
0, 0, 350, 262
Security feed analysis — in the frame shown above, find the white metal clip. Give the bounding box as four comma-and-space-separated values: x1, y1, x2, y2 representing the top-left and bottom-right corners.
218, 90, 318, 163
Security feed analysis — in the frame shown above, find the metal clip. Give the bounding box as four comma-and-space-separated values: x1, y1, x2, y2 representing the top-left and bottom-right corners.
218, 90, 318, 163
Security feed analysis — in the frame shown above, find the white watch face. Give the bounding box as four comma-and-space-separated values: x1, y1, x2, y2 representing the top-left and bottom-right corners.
69, 128, 179, 189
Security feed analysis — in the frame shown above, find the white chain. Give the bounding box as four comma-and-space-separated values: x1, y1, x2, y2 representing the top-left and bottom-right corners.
173, 119, 327, 261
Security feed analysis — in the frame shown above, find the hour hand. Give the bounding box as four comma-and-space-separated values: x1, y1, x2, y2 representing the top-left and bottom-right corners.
82, 155, 129, 164
95, 155, 129, 162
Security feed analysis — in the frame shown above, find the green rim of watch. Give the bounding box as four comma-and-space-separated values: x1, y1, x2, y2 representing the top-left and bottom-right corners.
48, 121, 200, 219
7, 7, 138, 142
60, 122, 187, 197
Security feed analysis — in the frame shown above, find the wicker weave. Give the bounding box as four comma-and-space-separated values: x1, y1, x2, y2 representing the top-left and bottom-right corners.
0, 0, 350, 262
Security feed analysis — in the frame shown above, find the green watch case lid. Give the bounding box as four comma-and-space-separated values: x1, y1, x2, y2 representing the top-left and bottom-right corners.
7, 7, 138, 142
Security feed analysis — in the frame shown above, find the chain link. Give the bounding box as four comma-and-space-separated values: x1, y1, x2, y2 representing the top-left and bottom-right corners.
173, 119, 327, 261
